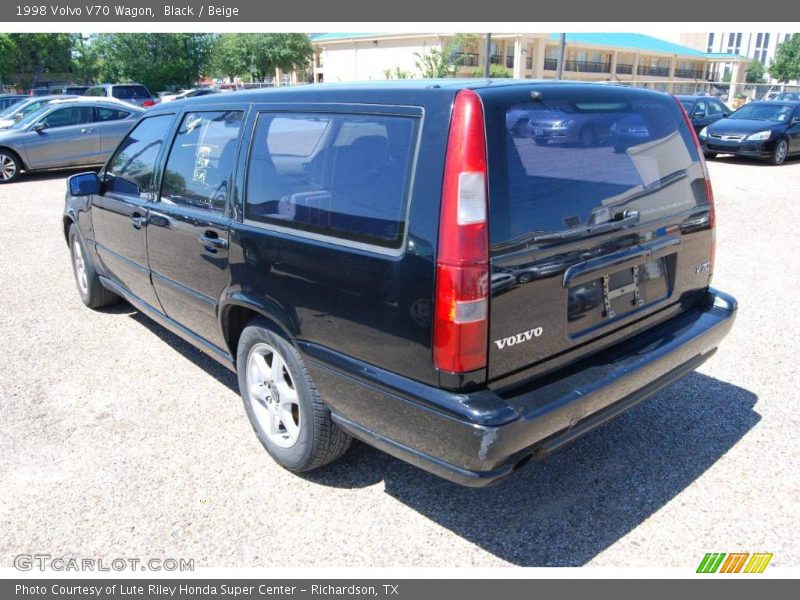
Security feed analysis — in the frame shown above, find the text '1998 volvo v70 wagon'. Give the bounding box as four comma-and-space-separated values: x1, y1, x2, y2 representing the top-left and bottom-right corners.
63, 80, 736, 487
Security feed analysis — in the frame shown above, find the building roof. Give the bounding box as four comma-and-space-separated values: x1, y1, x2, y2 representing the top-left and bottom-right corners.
309, 33, 377, 42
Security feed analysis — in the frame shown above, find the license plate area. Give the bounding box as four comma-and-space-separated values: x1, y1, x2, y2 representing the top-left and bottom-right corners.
567, 258, 671, 333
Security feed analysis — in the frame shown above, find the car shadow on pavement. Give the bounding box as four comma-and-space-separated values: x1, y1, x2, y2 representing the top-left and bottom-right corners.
111, 302, 758, 566
710, 155, 800, 167
306, 372, 759, 566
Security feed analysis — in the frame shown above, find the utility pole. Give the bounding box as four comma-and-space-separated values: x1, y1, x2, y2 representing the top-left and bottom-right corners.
483, 33, 492, 78
556, 33, 566, 80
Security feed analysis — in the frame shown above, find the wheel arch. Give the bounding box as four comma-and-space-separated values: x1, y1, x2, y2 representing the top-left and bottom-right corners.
0, 145, 26, 171
220, 294, 299, 365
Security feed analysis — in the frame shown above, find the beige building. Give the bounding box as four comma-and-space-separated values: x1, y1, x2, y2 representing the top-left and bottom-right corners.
309, 32, 749, 95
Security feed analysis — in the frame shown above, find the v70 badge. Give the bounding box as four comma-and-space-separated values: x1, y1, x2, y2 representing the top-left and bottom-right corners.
696, 261, 711, 275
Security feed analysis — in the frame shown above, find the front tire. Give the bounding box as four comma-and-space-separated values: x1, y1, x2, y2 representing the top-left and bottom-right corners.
68, 224, 120, 309
237, 318, 351, 472
0, 150, 22, 184
769, 138, 788, 165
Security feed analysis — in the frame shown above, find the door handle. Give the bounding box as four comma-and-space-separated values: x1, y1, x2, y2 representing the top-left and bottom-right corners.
130, 213, 147, 229
198, 232, 228, 250
81, 128, 95, 134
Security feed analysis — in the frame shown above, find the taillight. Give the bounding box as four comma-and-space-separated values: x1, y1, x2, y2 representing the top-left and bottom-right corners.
433, 89, 489, 373
675, 96, 715, 278
141, 99, 156, 108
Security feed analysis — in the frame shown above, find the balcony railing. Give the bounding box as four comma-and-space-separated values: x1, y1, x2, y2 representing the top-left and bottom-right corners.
674, 68, 706, 79
489, 54, 504, 65
563, 60, 611, 73
637, 65, 670, 77
505, 56, 514, 69
615, 63, 633, 75
453, 52, 480, 67
526, 56, 533, 70
544, 58, 558, 70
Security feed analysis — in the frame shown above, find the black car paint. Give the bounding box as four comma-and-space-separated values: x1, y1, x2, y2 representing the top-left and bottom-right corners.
675, 95, 731, 133
64, 81, 736, 486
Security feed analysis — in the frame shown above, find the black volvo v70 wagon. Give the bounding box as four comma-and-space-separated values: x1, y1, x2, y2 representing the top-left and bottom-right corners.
63, 80, 736, 487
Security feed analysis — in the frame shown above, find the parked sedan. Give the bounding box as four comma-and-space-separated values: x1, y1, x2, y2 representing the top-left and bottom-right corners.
0, 95, 77, 129
699, 101, 800, 165
675, 95, 731, 134
0, 99, 143, 183
523, 101, 625, 146
0, 94, 27, 112
771, 92, 800, 102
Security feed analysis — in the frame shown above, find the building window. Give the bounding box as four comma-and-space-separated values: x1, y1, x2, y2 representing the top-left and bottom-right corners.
707, 33, 715, 53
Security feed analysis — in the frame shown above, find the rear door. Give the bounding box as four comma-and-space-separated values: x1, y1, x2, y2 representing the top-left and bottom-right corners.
480, 84, 714, 385
146, 108, 245, 349
94, 105, 138, 156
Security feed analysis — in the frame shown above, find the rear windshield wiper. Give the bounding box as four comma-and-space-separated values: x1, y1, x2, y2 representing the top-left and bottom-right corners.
533, 210, 640, 243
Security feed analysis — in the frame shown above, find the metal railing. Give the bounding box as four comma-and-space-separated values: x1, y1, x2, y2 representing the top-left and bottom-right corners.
543, 58, 558, 71
563, 60, 611, 73
615, 63, 634, 75
637, 65, 671, 77
674, 69, 706, 79
453, 52, 480, 67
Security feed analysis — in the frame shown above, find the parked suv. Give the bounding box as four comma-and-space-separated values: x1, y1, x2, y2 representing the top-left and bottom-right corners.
84, 83, 157, 107
63, 81, 736, 486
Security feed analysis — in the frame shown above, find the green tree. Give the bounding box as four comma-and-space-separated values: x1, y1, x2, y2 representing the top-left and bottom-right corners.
383, 66, 412, 79
0, 34, 15, 86
745, 59, 766, 83
209, 34, 248, 82
208, 34, 312, 83
472, 64, 512, 78
770, 34, 800, 82
7, 33, 77, 87
92, 34, 215, 92
414, 34, 476, 78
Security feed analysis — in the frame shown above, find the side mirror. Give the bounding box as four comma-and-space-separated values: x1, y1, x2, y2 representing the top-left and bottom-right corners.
693, 112, 706, 119
793, 117, 800, 125
68, 171, 101, 196
13, 113, 24, 122
31, 122, 46, 132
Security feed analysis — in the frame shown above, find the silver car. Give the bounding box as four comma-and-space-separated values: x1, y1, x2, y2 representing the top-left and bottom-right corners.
0, 95, 78, 130
0, 99, 143, 184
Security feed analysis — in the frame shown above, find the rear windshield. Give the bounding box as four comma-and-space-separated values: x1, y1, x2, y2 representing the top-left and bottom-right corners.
486, 87, 702, 248
112, 85, 151, 100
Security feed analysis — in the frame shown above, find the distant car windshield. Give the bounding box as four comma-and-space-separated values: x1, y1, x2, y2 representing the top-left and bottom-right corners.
731, 103, 794, 122
112, 85, 151, 100
8, 106, 50, 130
678, 98, 695, 111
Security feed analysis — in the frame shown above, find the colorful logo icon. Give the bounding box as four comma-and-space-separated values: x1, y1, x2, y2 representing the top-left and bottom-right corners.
697, 552, 773, 573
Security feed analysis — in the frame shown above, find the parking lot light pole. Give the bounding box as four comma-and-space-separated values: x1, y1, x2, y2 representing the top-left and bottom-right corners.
556, 33, 566, 80
483, 33, 491, 78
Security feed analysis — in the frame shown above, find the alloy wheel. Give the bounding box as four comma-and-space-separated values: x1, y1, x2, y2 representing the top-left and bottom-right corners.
246, 342, 301, 448
0, 154, 17, 181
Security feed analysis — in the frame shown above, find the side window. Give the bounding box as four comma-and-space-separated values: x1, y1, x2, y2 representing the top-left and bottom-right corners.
245, 112, 416, 249
105, 114, 174, 198
86, 87, 106, 97
41, 106, 93, 129
707, 101, 723, 116
693, 100, 707, 116
160, 110, 244, 213
95, 107, 131, 122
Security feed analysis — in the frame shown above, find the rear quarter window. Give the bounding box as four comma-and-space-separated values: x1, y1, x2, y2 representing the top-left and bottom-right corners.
487, 89, 703, 248
245, 112, 417, 249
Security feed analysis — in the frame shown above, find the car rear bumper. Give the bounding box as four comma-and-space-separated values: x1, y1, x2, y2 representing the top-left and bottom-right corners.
300, 288, 737, 487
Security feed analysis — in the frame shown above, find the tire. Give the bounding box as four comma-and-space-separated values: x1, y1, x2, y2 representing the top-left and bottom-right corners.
703, 152, 717, 160
68, 224, 120, 309
0, 149, 22, 184
237, 318, 352, 472
769, 138, 788, 165
533, 138, 549, 146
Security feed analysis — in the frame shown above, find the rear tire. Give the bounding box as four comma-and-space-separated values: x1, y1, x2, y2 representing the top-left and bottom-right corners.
769, 138, 788, 165
579, 126, 597, 147
237, 318, 352, 472
0, 150, 22, 184
68, 224, 120, 309
703, 152, 717, 160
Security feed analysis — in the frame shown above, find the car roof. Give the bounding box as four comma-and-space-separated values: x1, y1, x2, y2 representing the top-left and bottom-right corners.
747, 100, 800, 106
47, 97, 144, 110
158, 79, 672, 111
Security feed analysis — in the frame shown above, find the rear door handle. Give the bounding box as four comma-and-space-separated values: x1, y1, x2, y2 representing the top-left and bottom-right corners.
81, 128, 95, 134
199, 232, 228, 250
130, 213, 147, 229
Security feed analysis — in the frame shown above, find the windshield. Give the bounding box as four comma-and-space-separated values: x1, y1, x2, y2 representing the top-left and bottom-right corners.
8, 106, 51, 130
731, 103, 794, 122
678, 99, 695, 111
112, 85, 151, 100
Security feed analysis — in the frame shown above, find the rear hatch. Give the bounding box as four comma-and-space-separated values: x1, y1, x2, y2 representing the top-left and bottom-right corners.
479, 83, 714, 386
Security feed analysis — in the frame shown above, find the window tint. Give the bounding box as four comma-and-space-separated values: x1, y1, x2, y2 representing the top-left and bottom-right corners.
160, 111, 244, 212
693, 100, 707, 115
105, 114, 173, 198
246, 112, 416, 248
490, 90, 702, 247
266, 116, 330, 156
112, 85, 151, 101
95, 107, 131, 122
706, 101, 723, 116
41, 106, 93, 128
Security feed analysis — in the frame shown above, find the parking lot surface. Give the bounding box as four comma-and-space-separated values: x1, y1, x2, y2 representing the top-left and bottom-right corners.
1, 156, 799, 568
